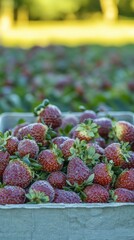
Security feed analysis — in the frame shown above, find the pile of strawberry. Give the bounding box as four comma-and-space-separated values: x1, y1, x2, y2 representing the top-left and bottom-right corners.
0, 99, 134, 204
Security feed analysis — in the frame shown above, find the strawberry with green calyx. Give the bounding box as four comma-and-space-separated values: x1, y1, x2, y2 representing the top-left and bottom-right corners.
115, 121, 134, 143
87, 142, 104, 156
47, 171, 67, 189
65, 173, 94, 194
37, 144, 64, 172
104, 142, 130, 167
93, 117, 112, 139
115, 168, 134, 190
3, 159, 33, 188
26, 180, 55, 203
121, 151, 134, 169
0, 131, 19, 155
17, 123, 49, 145
79, 110, 97, 123
60, 139, 75, 159
72, 119, 99, 142
110, 188, 134, 202
18, 139, 39, 159
0, 185, 26, 204
34, 99, 62, 129
53, 188, 82, 203
67, 157, 92, 186
69, 138, 100, 167
83, 183, 109, 203
93, 162, 114, 186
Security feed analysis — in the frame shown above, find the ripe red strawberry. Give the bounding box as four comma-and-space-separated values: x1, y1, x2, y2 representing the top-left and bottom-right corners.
3, 159, 33, 188
67, 157, 91, 185
60, 139, 75, 159
83, 183, 109, 203
0, 150, 10, 178
93, 163, 113, 186
104, 142, 130, 167
47, 171, 67, 189
37, 145, 64, 172
34, 99, 62, 129
72, 119, 99, 142
115, 121, 134, 143
94, 117, 112, 139
111, 188, 134, 202
52, 136, 69, 148
115, 168, 134, 190
5, 136, 19, 155
17, 123, 48, 145
121, 151, 134, 169
53, 189, 82, 203
0, 186, 26, 204
18, 139, 39, 159
26, 180, 55, 203
79, 110, 97, 123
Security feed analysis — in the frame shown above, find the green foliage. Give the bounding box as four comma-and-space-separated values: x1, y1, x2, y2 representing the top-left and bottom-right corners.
0, 45, 134, 113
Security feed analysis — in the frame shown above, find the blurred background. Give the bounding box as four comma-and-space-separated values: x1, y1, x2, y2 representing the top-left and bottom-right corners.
0, 0, 134, 113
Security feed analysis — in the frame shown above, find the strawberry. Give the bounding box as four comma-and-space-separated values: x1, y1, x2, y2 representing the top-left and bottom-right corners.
95, 137, 106, 148
52, 136, 69, 148
61, 115, 78, 129
18, 139, 39, 159
69, 139, 100, 168
130, 141, 134, 151
34, 99, 62, 129
93, 163, 113, 186
5, 136, 19, 155
26, 180, 55, 203
3, 159, 33, 188
53, 189, 81, 203
104, 142, 130, 167
79, 110, 97, 123
115, 121, 134, 143
17, 123, 48, 145
0, 151, 10, 178
60, 139, 75, 159
110, 188, 134, 202
0, 186, 26, 204
12, 123, 28, 137
115, 168, 134, 190
94, 117, 112, 139
121, 151, 134, 169
37, 144, 64, 172
87, 142, 104, 155
72, 119, 99, 142
47, 171, 67, 189
0, 131, 19, 155
67, 157, 91, 185
83, 183, 109, 203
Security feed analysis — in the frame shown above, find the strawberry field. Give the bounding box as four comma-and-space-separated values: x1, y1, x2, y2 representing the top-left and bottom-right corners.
0, 44, 134, 113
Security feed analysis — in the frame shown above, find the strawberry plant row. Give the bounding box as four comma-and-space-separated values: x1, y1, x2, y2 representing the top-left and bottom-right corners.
0, 45, 134, 113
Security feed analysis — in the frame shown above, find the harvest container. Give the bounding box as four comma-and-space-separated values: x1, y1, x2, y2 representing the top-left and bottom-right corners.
0, 112, 134, 240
